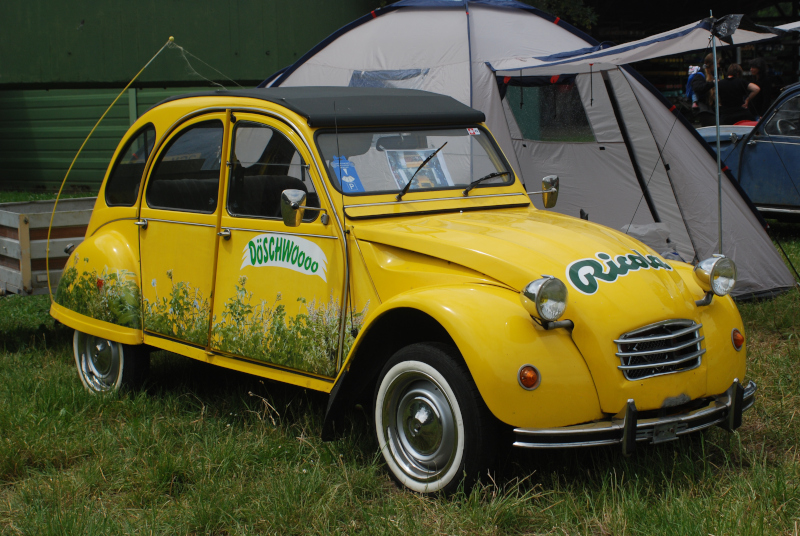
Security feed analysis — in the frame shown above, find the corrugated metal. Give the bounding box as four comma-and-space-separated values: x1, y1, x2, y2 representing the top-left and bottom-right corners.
1, 0, 381, 87
0, 87, 207, 190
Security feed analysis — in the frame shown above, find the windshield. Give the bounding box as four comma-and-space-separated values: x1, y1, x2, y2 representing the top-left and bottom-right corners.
316, 127, 513, 196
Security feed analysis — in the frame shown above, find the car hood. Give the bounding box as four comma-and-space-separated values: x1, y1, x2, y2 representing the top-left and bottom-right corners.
354, 207, 707, 412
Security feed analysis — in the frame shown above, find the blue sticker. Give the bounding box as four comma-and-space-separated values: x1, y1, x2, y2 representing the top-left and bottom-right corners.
333, 156, 365, 193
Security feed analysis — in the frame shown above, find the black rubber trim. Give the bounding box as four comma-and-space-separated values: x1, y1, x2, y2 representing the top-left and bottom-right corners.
343, 202, 530, 220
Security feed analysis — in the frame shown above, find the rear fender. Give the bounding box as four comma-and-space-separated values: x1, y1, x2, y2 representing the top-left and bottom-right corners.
51, 221, 142, 345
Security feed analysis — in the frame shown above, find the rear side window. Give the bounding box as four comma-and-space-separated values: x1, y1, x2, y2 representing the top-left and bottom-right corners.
145, 120, 224, 213
104, 124, 156, 207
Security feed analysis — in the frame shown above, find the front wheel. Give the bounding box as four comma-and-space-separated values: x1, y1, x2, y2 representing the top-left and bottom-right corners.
73, 330, 150, 393
374, 343, 494, 494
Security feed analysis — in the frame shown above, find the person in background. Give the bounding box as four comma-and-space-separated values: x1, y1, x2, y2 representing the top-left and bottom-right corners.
692, 53, 721, 126
717, 63, 760, 125
748, 57, 773, 119
685, 65, 705, 111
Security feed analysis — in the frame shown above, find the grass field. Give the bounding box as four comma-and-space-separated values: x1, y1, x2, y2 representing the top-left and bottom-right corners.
1, 191, 799, 534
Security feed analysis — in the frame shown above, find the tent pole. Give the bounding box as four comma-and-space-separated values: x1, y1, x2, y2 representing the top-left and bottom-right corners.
711, 10, 723, 254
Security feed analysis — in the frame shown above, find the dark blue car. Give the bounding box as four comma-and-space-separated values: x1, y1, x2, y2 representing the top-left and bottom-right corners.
698, 82, 800, 219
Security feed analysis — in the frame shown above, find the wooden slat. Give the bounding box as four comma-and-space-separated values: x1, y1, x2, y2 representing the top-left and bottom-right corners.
31, 257, 68, 271
30, 225, 88, 240
0, 254, 20, 271
0, 225, 19, 239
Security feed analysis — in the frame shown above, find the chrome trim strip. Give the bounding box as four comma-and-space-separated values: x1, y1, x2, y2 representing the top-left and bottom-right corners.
512, 380, 757, 450
225, 227, 337, 240
614, 323, 701, 344
615, 335, 704, 357
344, 192, 527, 209
757, 206, 800, 214
617, 348, 706, 370
143, 219, 216, 228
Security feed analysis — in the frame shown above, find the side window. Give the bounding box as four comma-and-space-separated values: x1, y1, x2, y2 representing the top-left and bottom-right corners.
764, 96, 800, 137
145, 120, 224, 213
227, 121, 319, 220
105, 124, 156, 207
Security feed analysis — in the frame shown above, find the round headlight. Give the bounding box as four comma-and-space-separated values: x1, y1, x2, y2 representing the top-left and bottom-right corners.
694, 255, 737, 296
520, 276, 568, 322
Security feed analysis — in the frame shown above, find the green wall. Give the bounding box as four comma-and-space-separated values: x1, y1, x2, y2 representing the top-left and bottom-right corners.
2, 0, 382, 87
0, 0, 382, 190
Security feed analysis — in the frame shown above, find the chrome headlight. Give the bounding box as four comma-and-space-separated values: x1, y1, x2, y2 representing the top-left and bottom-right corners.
694, 255, 737, 296
520, 276, 568, 322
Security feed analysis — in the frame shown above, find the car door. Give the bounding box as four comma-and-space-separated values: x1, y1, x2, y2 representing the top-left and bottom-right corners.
138, 114, 228, 347
208, 113, 346, 378
738, 94, 800, 209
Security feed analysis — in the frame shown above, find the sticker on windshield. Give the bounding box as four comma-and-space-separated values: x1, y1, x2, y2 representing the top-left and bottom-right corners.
332, 156, 365, 193
241, 233, 328, 282
566, 250, 672, 295
385, 149, 454, 190
467, 128, 480, 136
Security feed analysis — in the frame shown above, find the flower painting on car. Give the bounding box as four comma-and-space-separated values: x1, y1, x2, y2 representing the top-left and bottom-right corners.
55, 256, 141, 329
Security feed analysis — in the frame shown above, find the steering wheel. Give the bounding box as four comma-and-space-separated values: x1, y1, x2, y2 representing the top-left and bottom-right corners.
776, 119, 798, 136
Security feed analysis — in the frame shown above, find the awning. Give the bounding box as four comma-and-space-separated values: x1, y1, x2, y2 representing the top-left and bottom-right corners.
489, 15, 790, 77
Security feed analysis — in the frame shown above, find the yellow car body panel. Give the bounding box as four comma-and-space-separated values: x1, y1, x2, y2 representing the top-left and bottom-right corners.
52, 90, 750, 436
356, 284, 604, 428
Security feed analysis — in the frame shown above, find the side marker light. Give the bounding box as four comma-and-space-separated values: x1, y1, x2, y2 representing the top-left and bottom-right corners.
732, 329, 744, 351
518, 365, 541, 390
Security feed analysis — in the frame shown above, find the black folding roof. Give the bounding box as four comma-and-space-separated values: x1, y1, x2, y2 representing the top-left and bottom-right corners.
155, 87, 486, 127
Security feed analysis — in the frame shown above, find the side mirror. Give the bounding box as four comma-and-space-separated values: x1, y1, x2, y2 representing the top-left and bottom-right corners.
542, 175, 559, 209
281, 189, 307, 227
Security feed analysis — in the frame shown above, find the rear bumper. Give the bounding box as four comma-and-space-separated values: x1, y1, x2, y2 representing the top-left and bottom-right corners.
514, 379, 756, 454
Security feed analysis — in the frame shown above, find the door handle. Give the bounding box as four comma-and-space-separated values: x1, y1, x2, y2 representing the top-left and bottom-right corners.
134, 219, 148, 229
217, 228, 231, 240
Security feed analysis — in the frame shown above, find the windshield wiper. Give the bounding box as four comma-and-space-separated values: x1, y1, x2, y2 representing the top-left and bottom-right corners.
462, 171, 510, 196
396, 142, 448, 201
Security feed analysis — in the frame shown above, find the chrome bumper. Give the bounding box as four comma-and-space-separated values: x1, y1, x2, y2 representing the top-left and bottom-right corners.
514, 379, 756, 455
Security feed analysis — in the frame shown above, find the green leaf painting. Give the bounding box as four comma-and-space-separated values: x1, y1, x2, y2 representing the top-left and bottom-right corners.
144, 270, 211, 346
55, 256, 141, 329
210, 276, 367, 377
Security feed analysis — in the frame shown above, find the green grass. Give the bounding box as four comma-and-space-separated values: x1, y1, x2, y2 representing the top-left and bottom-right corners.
1, 194, 799, 533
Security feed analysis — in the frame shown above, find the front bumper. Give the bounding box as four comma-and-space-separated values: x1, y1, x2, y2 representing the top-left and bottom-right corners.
514, 379, 756, 454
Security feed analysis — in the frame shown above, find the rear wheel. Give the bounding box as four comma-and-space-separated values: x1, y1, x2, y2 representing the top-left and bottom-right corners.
374, 343, 494, 494
73, 330, 149, 393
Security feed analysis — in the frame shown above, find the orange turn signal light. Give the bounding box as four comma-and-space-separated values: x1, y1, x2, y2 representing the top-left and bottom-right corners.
518, 365, 541, 390
732, 329, 744, 351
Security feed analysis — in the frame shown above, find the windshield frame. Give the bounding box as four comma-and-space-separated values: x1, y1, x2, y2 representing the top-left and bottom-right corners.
313, 124, 515, 197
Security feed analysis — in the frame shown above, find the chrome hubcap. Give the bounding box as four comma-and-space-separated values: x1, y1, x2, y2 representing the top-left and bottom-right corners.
77, 333, 121, 392
382, 371, 457, 483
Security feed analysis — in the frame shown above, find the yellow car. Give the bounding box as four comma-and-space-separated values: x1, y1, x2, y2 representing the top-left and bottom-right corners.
51, 87, 754, 494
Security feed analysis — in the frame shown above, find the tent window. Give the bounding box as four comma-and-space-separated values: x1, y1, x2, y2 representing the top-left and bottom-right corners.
505, 83, 595, 143
349, 69, 429, 89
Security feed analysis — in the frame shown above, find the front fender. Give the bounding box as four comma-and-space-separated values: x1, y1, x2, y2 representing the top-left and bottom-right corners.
354, 283, 603, 429
51, 221, 143, 345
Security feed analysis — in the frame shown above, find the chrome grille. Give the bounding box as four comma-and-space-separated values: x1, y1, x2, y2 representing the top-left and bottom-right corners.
614, 320, 704, 380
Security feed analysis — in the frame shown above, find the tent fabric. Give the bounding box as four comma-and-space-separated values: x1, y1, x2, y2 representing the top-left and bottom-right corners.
777, 21, 800, 31
263, 0, 796, 297
489, 16, 787, 77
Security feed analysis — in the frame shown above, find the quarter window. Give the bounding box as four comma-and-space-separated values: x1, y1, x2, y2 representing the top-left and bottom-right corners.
227, 121, 319, 220
105, 124, 156, 207
765, 96, 800, 137
146, 120, 224, 213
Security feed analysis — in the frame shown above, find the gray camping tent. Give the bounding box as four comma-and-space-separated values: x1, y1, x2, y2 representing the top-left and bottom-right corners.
261, 0, 796, 298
